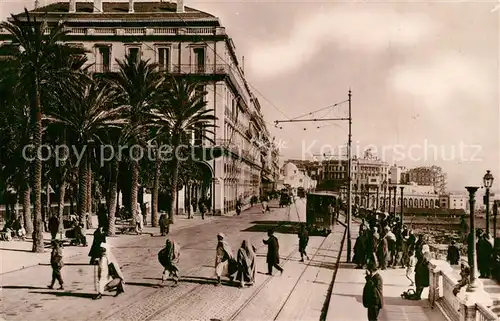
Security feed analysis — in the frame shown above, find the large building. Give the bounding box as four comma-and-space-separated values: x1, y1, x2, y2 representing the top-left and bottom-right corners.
1, 0, 279, 215
277, 162, 317, 193
401, 166, 447, 193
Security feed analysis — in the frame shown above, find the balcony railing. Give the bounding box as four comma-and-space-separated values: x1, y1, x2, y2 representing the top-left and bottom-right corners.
0, 27, 221, 36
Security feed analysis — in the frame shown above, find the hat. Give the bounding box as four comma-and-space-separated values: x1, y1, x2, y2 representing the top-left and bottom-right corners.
217, 233, 225, 239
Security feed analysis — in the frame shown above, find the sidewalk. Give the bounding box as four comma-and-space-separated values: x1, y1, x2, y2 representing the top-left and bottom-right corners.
0, 213, 218, 275
327, 218, 448, 321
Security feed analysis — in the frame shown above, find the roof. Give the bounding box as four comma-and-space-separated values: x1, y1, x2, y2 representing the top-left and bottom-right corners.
10, 2, 218, 22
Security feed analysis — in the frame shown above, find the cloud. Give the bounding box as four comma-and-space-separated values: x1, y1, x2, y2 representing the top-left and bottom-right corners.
388, 53, 493, 110
247, 7, 434, 78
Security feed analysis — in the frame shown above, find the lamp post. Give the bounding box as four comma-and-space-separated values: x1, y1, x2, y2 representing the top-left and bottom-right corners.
494, 200, 498, 239
466, 186, 480, 292
400, 186, 404, 226
483, 170, 494, 235
354, 184, 358, 206
392, 186, 397, 216
376, 185, 379, 210
382, 180, 387, 213
366, 185, 370, 210
388, 186, 392, 215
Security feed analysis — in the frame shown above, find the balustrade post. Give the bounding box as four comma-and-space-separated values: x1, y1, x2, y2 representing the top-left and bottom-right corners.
460, 301, 477, 321
429, 260, 443, 308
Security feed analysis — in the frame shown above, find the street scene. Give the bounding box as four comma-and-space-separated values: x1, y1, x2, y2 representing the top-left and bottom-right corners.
0, 1, 499, 321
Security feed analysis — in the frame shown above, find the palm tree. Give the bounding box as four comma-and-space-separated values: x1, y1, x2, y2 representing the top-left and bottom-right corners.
44, 80, 125, 237
1, 10, 86, 252
108, 55, 163, 225
150, 77, 216, 223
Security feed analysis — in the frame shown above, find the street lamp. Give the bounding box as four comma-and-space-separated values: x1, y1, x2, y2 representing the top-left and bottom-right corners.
382, 180, 387, 213
392, 186, 397, 216
388, 185, 392, 215
400, 186, 404, 226
466, 186, 480, 292
483, 170, 494, 235
376, 185, 379, 210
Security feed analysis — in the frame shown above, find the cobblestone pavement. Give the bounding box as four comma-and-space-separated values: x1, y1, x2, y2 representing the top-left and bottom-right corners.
327, 218, 448, 321
2, 199, 347, 321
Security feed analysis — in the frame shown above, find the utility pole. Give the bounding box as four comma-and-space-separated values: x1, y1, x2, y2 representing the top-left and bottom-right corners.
274, 90, 353, 263
346, 89, 352, 263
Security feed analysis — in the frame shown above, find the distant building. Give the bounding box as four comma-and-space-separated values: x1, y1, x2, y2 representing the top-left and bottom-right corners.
279, 162, 317, 192
389, 165, 406, 185
401, 166, 447, 193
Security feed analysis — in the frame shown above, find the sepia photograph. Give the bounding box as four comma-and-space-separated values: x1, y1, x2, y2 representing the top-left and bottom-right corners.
0, 0, 498, 320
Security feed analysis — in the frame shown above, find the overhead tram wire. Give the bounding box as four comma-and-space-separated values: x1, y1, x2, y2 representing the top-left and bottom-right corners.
290, 99, 349, 121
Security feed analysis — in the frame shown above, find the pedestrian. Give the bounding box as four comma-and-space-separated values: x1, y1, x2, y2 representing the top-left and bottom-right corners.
453, 261, 470, 296
97, 204, 108, 232
236, 239, 257, 288
199, 199, 206, 220
406, 250, 417, 287
48, 241, 64, 290
362, 261, 384, 321
263, 229, 284, 275
136, 203, 143, 235
74, 223, 87, 246
298, 224, 310, 262
447, 240, 460, 266
89, 226, 107, 265
214, 233, 237, 285
353, 230, 367, 269
158, 238, 180, 287
236, 199, 242, 216
159, 213, 169, 236
412, 250, 430, 300
48, 214, 59, 240
477, 232, 493, 278
93, 243, 125, 300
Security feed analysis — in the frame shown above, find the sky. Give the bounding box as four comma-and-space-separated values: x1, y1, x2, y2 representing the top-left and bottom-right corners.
1, 0, 499, 193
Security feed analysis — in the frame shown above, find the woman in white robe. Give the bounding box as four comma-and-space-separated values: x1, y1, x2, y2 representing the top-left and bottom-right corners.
93, 243, 125, 300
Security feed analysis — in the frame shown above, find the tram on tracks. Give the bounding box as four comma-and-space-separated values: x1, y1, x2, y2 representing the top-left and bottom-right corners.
306, 191, 338, 236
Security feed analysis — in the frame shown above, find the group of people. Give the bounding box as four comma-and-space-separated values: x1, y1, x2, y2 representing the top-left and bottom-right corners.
354, 213, 432, 302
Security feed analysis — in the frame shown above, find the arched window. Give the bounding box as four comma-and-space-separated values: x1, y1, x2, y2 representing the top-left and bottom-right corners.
404, 198, 408, 206
419, 199, 424, 207
425, 199, 429, 208
409, 199, 413, 207
398, 197, 401, 205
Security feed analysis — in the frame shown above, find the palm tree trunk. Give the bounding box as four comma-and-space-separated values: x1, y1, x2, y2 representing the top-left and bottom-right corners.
169, 137, 181, 224
78, 154, 88, 236
151, 151, 161, 227
31, 91, 44, 253
107, 157, 119, 236
130, 160, 139, 226
22, 185, 33, 234
57, 179, 66, 234
86, 169, 92, 228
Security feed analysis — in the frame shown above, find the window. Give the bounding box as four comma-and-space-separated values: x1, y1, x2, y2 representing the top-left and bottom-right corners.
97, 46, 111, 72
193, 47, 205, 73
128, 47, 140, 63
158, 47, 170, 72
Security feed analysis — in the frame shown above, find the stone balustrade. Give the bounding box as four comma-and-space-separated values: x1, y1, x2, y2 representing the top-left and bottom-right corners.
428, 259, 498, 321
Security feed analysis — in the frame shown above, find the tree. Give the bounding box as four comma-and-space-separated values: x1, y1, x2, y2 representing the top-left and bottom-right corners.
0, 10, 85, 252
44, 80, 125, 237
150, 77, 216, 223
108, 55, 163, 226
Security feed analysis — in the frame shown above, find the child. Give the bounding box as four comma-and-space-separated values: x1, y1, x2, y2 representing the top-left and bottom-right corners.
48, 241, 64, 290
406, 250, 417, 287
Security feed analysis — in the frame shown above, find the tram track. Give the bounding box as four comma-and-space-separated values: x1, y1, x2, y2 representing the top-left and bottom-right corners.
96, 203, 304, 321
227, 225, 338, 321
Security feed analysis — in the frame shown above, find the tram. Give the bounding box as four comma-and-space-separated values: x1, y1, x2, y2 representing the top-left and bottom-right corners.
306, 192, 337, 236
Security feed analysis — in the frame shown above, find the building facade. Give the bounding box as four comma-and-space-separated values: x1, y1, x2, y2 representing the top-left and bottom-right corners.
278, 162, 317, 193
1, 0, 279, 215
401, 166, 447, 193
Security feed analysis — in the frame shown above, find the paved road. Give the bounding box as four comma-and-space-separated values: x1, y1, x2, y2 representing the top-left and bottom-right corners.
0, 198, 346, 321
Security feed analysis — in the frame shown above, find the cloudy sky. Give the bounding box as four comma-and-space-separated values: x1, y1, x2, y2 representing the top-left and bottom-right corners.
1, 0, 499, 192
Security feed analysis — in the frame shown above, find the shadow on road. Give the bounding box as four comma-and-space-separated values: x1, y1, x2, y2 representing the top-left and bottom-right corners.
29, 291, 95, 299
2, 285, 48, 290
242, 221, 301, 235
127, 276, 240, 288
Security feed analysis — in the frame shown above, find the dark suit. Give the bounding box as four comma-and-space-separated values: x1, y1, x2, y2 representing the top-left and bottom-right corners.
263, 235, 283, 274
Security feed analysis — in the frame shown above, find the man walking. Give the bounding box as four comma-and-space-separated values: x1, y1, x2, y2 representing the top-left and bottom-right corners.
363, 261, 384, 321
263, 229, 283, 275
48, 214, 59, 240
298, 224, 310, 262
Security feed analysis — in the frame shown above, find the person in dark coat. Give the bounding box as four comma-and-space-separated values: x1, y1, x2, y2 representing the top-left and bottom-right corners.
447, 240, 460, 266
366, 227, 379, 267
477, 233, 493, 278
413, 251, 430, 300
236, 199, 242, 216
97, 204, 108, 232
298, 224, 310, 262
89, 226, 107, 264
353, 230, 367, 269
363, 261, 383, 321
263, 229, 283, 275
48, 214, 59, 240
377, 231, 389, 270
48, 241, 64, 290
159, 213, 169, 236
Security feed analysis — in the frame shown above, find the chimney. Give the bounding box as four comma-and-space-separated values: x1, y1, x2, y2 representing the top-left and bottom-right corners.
69, 0, 76, 13
129, 0, 134, 13
93, 0, 102, 13
176, 0, 184, 13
